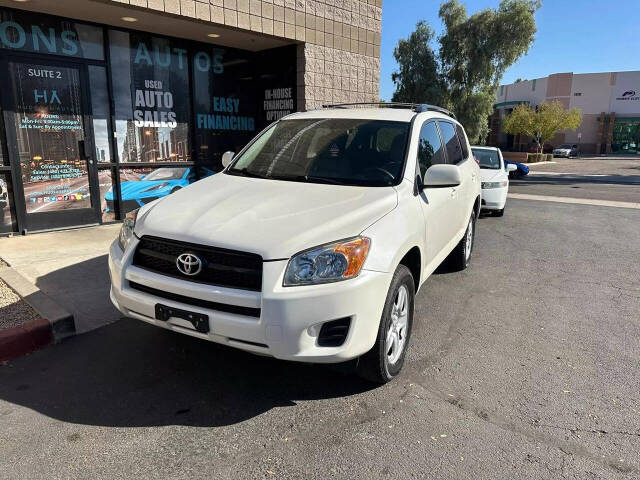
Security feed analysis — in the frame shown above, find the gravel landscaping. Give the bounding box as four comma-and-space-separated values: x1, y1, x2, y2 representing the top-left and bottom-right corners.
0, 260, 42, 330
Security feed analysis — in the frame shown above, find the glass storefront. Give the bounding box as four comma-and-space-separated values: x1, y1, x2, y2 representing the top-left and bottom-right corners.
0, 6, 297, 234
611, 121, 640, 154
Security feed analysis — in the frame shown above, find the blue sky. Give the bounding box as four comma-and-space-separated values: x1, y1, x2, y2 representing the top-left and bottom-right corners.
379, 0, 639, 100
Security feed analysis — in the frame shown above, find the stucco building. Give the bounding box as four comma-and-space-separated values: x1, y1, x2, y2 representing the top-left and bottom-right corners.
489, 70, 640, 155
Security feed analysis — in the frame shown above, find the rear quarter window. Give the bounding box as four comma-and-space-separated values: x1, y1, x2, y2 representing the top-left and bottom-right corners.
455, 124, 470, 160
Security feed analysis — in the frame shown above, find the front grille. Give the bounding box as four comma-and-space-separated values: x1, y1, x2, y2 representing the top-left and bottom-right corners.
129, 281, 261, 318
318, 317, 351, 347
132, 236, 263, 291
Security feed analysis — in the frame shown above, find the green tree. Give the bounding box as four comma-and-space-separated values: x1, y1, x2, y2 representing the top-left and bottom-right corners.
391, 21, 444, 105
391, 0, 541, 144
501, 101, 583, 153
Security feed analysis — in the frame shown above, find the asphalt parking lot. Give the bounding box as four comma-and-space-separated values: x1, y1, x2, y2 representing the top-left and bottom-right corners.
1, 159, 639, 479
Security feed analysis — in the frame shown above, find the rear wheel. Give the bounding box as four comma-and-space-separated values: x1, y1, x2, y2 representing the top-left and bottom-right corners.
494, 207, 505, 217
445, 213, 475, 271
357, 264, 414, 384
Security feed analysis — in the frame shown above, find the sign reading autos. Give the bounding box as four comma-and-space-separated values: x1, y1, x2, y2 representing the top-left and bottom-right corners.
610, 71, 640, 114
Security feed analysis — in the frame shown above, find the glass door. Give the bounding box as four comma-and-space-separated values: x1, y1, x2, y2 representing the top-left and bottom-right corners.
2, 57, 100, 232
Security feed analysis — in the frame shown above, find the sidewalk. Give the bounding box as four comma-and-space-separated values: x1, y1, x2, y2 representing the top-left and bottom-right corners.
0, 224, 121, 334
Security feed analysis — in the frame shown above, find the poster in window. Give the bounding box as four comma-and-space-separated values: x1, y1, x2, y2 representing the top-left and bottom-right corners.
109, 30, 191, 164
7, 62, 92, 214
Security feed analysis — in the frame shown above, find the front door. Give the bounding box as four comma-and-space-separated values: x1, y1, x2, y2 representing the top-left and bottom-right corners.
2, 57, 100, 232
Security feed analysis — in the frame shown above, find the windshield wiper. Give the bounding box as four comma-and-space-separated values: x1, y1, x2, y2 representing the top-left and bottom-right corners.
294, 175, 348, 185
228, 167, 269, 179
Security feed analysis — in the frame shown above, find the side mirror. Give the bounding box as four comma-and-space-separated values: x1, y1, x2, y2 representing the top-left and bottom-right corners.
422, 164, 462, 189
221, 151, 235, 168
506, 164, 518, 172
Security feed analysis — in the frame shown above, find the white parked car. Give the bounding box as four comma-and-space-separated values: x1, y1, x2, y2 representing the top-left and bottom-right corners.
553, 144, 579, 158
109, 104, 481, 383
471, 146, 516, 217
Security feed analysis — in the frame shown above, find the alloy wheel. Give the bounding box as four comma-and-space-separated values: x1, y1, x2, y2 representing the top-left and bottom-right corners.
386, 284, 409, 365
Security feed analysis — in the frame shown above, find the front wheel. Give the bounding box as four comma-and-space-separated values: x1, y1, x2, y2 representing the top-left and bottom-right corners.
357, 264, 415, 384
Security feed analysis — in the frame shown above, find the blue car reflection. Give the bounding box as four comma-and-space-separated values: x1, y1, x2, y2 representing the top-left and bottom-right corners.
105, 166, 215, 213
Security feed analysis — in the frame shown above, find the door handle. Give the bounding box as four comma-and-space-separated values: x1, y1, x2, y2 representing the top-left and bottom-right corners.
451, 188, 457, 198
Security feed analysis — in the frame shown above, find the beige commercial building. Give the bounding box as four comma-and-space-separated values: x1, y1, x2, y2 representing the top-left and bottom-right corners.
0, 0, 382, 235
490, 70, 640, 155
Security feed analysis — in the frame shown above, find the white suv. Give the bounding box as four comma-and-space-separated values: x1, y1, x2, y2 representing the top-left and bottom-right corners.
109, 104, 481, 383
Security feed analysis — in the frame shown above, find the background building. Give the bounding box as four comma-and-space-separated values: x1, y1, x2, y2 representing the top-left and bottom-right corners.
489, 70, 640, 155
0, 0, 383, 235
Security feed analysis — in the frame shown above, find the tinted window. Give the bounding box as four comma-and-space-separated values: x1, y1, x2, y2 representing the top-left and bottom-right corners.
455, 124, 470, 159
438, 121, 463, 164
417, 122, 445, 177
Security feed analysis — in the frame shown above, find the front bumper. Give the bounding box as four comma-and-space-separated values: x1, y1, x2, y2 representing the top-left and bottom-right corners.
109, 238, 391, 363
481, 186, 508, 210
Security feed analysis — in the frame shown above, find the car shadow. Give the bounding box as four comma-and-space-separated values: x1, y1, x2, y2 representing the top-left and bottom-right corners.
0, 256, 374, 428
0, 318, 373, 427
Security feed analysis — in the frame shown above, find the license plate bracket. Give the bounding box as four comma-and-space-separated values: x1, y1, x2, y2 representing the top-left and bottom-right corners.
155, 304, 210, 334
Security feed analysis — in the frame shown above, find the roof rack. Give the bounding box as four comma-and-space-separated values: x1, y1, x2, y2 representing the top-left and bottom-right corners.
319, 102, 456, 119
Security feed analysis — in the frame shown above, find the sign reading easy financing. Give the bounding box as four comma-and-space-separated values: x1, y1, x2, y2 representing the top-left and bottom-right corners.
610, 71, 640, 114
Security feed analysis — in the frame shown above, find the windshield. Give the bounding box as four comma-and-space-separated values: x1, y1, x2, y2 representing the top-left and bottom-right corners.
559, 144, 572, 149
471, 148, 501, 170
144, 168, 188, 181
226, 119, 410, 187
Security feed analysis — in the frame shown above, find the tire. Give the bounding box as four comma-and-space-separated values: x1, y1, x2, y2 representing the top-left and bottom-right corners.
357, 264, 415, 384
494, 207, 505, 217
445, 213, 475, 271
170, 187, 182, 194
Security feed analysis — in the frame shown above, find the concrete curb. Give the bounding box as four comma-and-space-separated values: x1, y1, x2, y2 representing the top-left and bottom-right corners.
0, 267, 75, 360
0, 318, 53, 362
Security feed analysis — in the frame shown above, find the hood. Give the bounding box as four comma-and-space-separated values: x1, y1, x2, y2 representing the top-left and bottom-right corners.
479, 169, 506, 182
135, 173, 398, 260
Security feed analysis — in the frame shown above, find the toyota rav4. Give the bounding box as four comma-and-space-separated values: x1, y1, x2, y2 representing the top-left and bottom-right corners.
109, 104, 481, 383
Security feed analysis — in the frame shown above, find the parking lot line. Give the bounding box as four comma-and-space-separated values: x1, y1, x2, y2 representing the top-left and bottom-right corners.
527, 172, 610, 177
508, 193, 640, 209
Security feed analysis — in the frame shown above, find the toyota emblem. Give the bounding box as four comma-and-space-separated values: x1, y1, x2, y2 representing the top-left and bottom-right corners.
176, 253, 203, 276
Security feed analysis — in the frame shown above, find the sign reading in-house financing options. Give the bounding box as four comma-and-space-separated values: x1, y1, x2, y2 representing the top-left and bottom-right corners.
9, 62, 91, 214
263, 87, 294, 122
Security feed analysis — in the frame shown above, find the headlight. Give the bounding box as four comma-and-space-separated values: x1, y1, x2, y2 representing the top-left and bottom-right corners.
142, 182, 170, 193
283, 237, 371, 286
482, 181, 508, 189
118, 209, 139, 251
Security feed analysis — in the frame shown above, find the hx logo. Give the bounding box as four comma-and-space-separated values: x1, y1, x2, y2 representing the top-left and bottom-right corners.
34, 89, 61, 105
621, 90, 636, 97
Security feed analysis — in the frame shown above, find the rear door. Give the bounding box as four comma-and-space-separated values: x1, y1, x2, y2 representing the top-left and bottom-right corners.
437, 121, 476, 234
415, 120, 459, 264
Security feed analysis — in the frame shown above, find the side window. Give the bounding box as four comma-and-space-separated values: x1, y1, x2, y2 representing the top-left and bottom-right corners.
438, 121, 463, 164
417, 122, 445, 177
455, 124, 470, 160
